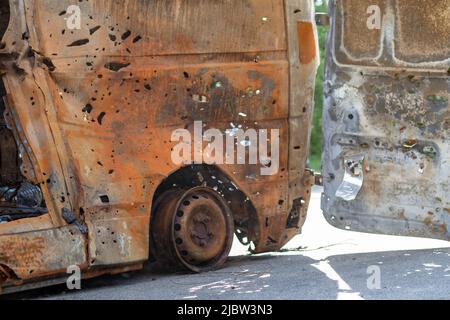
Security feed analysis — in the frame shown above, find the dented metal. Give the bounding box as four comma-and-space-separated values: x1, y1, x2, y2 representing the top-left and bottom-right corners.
322, 0, 450, 237
3, 0, 446, 296
335, 154, 364, 202
0, 0, 318, 293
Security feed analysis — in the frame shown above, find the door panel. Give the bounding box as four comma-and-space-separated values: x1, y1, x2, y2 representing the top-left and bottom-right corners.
322, 0, 450, 239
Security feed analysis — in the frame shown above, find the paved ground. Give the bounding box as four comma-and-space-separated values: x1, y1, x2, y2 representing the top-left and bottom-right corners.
5, 187, 450, 300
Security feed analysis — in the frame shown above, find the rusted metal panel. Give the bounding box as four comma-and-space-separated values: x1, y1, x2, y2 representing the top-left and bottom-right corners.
86, 206, 150, 266
285, 0, 319, 243
0, 225, 87, 280
0, 213, 53, 235
322, 0, 450, 239
0, 0, 317, 291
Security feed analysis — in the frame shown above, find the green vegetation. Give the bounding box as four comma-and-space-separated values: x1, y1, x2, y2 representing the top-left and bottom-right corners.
309, 23, 329, 171
315, 2, 329, 14
308, 2, 329, 171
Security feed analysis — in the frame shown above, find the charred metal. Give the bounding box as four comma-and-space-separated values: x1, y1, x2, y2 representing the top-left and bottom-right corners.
322, 0, 450, 239
0, 0, 317, 293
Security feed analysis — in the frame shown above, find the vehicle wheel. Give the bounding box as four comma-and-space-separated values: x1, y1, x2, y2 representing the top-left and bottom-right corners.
151, 187, 234, 273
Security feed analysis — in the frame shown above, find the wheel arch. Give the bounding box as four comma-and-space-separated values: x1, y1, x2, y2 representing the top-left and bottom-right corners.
151, 164, 260, 248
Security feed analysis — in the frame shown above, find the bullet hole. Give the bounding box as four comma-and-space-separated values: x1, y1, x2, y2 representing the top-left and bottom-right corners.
132, 35, 142, 43
104, 62, 130, 72
348, 114, 354, 120
109, 34, 117, 42
97, 112, 106, 125
183, 71, 190, 79
121, 30, 131, 40
97, 161, 103, 167
294, 9, 301, 14
100, 195, 110, 203
278, 200, 284, 206
89, 26, 101, 35
42, 57, 56, 72
83, 103, 93, 113
192, 94, 208, 103
67, 39, 89, 47
144, 84, 152, 91
108, 169, 114, 175
59, 10, 67, 16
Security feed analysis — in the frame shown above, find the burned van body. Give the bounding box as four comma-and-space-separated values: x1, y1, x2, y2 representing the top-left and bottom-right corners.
2, 0, 447, 295
0, 0, 318, 293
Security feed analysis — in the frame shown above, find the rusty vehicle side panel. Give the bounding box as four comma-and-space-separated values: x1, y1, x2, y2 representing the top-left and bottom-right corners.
0, 0, 318, 291
322, 0, 450, 239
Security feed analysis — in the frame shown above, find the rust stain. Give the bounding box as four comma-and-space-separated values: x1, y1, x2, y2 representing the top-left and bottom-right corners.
297, 21, 317, 65
322, 0, 450, 243
0, 0, 316, 293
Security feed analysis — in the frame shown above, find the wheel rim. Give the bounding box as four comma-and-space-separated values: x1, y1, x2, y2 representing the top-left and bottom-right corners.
152, 187, 234, 272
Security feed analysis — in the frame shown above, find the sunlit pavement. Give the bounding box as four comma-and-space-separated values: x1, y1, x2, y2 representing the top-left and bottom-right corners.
7, 187, 450, 300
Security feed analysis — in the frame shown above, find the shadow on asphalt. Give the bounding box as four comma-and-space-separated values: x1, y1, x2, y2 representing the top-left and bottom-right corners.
3, 246, 450, 300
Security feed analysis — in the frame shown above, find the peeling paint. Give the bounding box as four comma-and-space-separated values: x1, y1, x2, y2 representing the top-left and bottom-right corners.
0, 0, 317, 293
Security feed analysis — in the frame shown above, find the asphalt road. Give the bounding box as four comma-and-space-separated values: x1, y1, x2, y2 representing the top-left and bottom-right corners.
5, 187, 450, 300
